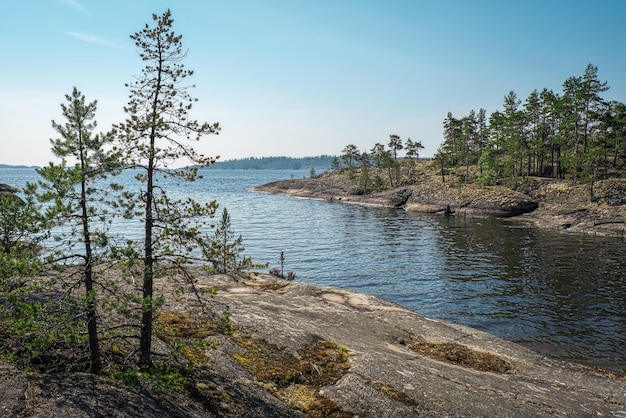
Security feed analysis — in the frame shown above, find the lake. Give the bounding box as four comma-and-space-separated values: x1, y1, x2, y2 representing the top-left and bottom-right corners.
3, 167, 625, 373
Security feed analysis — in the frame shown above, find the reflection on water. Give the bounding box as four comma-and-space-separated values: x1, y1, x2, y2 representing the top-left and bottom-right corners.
3, 168, 626, 373
432, 216, 626, 372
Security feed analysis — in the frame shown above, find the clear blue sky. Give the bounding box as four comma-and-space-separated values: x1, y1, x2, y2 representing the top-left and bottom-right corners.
2, 0, 626, 166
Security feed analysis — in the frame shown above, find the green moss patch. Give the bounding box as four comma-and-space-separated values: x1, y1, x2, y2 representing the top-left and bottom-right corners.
369, 380, 421, 408
408, 334, 513, 373
232, 335, 353, 416
154, 312, 221, 366
155, 312, 216, 340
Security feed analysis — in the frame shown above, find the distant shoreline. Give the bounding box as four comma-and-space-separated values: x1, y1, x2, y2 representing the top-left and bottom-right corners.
203, 155, 337, 170
0, 155, 339, 171
0, 164, 40, 169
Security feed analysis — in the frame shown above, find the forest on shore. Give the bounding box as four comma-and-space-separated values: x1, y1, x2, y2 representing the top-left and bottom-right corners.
205, 155, 336, 170
0, 164, 39, 169
335, 64, 625, 191
434, 64, 625, 186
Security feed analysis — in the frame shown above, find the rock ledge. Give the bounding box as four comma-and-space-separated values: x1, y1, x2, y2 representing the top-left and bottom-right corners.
4, 274, 624, 417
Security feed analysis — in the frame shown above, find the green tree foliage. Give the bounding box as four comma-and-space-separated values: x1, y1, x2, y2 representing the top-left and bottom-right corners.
476, 148, 500, 187
434, 64, 624, 185
338, 135, 421, 190
380, 150, 399, 187
341, 144, 359, 169
500, 91, 525, 183
604, 101, 626, 170
387, 134, 403, 160
404, 138, 424, 160
33, 87, 121, 374
404, 138, 424, 182
358, 151, 372, 193
116, 10, 220, 369
370, 143, 385, 167
0, 192, 45, 287
440, 111, 488, 183
432, 146, 450, 183
441, 112, 462, 166
205, 208, 259, 274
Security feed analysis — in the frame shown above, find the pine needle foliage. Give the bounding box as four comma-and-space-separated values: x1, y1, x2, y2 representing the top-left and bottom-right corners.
115, 9, 220, 369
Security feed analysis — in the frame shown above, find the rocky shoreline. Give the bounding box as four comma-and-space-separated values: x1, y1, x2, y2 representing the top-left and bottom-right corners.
253, 172, 626, 238
3, 273, 626, 417
2, 171, 626, 416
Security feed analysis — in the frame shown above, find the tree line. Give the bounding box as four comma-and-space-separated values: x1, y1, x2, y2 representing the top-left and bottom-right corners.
433, 64, 626, 186
337, 135, 425, 192
0, 10, 258, 381
207, 155, 336, 170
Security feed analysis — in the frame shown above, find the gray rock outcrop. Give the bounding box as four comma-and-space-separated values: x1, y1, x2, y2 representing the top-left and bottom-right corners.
4, 274, 625, 416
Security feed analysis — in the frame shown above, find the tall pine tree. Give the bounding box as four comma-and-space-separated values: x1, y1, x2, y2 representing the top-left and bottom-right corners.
116, 10, 220, 369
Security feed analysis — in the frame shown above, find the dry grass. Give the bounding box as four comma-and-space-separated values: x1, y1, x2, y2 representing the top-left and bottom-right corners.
408, 334, 513, 373
232, 335, 353, 416
154, 312, 222, 366
584, 366, 626, 380
369, 380, 421, 408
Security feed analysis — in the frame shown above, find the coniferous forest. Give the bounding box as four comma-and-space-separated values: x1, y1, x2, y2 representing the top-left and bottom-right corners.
206, 155, 336, 170
433, 64, 626, 186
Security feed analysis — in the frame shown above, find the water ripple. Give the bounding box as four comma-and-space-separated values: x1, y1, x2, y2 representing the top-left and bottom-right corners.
4, 168, 626, 373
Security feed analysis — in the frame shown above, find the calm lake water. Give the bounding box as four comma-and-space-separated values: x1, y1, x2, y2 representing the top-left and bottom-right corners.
3, 168, 626, 373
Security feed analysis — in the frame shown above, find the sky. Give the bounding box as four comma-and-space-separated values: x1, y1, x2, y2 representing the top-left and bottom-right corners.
2, 0, 626, 167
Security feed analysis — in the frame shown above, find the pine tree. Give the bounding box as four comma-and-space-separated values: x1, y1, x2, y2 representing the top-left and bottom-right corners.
404, 138, 424, 183
116, 10, 220, 369
387, 134, 403, 160
341, 144, 359, 168
35, 87, 121, 374
370, 143, 385, 167
208, 208, 252, 274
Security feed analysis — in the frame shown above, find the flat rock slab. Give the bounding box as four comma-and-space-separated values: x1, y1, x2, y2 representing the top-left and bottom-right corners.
254, 179, 539, 218
2, 274, 625, 417
204, 274, 626, 417
254, 175, 626, 237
